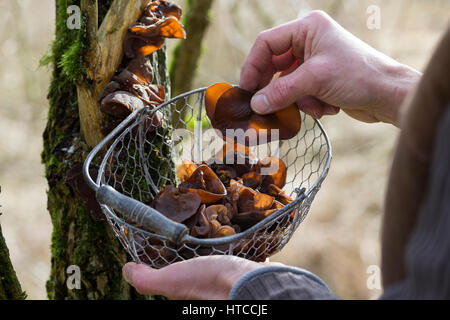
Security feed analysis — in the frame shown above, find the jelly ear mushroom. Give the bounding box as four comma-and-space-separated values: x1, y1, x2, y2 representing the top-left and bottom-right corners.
191, 204, 210, 237
205, 205, 236, 238
232, 209, 277, 231
178, 165, 227, 204
100, 91, 147, 118
148, 0, 183, 20
115, 57, 154, 86
124, 33, 165, 59
258, 156, 288, 190
207, 84, 301, 144
205, 83, 232, 120
266, 184, 292, 205
152, 185, 202, 223
129, 17, 186, 40
237, 187, 275, 213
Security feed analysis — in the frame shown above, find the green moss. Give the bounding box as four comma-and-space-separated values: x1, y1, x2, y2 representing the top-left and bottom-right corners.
107, 27, 118, 35
58, 22, 86, 83
40, 0, 86, 83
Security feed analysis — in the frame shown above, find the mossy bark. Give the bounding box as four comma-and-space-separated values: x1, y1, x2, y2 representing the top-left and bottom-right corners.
42, 0, 170, 300
0, 224, 26, 300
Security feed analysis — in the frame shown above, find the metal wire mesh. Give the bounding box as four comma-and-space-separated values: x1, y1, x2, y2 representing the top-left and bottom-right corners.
92, 87, 331, 268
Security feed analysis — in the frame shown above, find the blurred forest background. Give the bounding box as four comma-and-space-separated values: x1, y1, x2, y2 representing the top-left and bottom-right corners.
0, 0, 448, 299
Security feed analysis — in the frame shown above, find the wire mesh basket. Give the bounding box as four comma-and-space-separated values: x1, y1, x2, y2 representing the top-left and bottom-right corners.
83, 87, 332, 269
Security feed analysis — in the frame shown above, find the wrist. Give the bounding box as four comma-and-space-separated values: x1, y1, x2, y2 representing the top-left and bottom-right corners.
376, 62, 422, 127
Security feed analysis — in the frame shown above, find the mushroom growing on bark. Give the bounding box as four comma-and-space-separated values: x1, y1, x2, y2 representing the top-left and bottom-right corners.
124, 1, 186, 59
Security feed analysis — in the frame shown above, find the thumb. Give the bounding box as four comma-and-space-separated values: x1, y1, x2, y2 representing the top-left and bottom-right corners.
251, 65, 311, 115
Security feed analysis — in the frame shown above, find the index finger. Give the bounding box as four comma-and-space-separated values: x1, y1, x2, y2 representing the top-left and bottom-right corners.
240, 19, 306, 91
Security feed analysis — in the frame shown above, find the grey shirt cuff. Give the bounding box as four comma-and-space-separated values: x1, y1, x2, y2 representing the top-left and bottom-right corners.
229, 265, 339, 300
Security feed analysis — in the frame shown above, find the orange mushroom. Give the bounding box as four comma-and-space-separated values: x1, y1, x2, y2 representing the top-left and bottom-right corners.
178, 165, 227, 204
205, 83, 233, 120
147, 0, 183, 20
266, 184, 293, 205
206, 84, 301, 145
258, 156, 288, 190
125, 14, 186, 59
129, 17, 186, 40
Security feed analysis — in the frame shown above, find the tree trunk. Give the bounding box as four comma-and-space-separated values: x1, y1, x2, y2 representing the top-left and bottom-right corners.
0, 223, 26, 300
42, 0, 170, 299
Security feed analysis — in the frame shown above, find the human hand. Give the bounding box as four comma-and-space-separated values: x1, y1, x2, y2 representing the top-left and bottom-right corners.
240, 11, 422, 127
122, 256, 280, 300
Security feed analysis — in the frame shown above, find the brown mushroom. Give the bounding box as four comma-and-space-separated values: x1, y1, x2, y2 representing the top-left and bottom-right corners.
124, 33, 165, 59
191, 204, 209, 237
129, 17, 186, 40
213, 226, 236, 238
205, 205, 236, 238
237, 187, 274, 212
205, 83, 232, 120
206, 84, 301, 145
115, 56, 154, 86
125, 14, 186, 59
147, 0, 183, 20
100, 91, 147, 118
258, 156, 288, 190
152, 185, 201, 223
232, 209, 277, 231
191, 205, 235, 238
178, 165, 227, 204
266, 184, 292, 205
241, 171, 262, 189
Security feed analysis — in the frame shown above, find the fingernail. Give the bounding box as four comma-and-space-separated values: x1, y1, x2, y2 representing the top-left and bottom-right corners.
251, 94, 270, 114
123, 263, 134, 283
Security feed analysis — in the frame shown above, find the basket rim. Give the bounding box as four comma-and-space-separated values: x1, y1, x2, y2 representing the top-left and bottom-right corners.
83, 87, 332, 246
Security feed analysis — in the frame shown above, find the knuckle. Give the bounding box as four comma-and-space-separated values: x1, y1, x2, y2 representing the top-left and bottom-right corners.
305, 10, 332, 26
269, 79, 291, 106
256, 30, 269, 43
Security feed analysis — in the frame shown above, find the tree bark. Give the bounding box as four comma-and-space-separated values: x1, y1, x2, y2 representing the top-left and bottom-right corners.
0, 223, 26, 300
42, 0, 169, 299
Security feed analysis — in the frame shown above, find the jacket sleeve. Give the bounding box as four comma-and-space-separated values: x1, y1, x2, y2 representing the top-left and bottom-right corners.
229, 265, 340, 300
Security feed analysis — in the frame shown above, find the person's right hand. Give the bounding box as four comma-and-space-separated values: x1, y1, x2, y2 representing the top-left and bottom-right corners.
240, 11, 422, 127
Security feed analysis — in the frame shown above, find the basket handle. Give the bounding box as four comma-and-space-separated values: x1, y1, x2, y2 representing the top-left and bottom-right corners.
96, 185, 189, 244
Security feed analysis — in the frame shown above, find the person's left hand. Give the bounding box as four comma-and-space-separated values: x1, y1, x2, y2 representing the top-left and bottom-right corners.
122, 255, 278, 299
